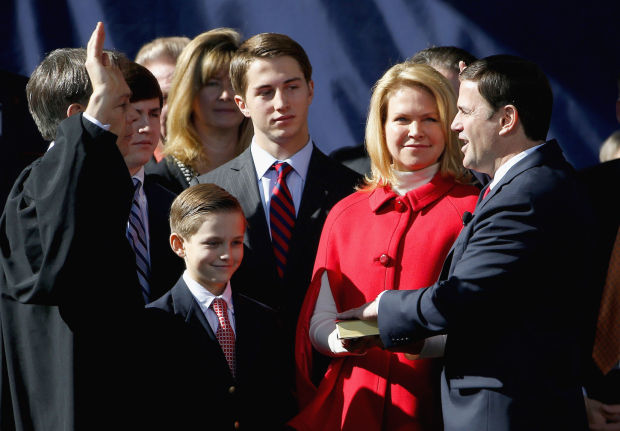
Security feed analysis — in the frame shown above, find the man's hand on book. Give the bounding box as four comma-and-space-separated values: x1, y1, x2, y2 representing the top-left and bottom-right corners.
337, 296, 379, 322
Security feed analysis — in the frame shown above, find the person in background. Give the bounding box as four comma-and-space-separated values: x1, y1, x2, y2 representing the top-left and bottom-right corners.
598, 130, 620, 162
146, 28, 252, 193
408, 45, 477, 94
579, 73, 620, 431
290, 62, 478, 431
136, 35, 190, 161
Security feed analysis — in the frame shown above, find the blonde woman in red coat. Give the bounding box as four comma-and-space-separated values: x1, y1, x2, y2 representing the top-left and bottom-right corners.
290, 62, 479, 431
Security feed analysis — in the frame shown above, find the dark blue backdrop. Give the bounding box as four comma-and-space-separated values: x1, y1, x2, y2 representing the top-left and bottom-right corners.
2, 0, 619, 169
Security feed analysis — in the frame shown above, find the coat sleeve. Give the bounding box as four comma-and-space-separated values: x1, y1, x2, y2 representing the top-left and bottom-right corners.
0, 114, 134, 305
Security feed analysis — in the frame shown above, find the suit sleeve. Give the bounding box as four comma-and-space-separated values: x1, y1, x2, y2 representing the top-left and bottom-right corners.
378, 175, 553, 348
0, 114, 134, 305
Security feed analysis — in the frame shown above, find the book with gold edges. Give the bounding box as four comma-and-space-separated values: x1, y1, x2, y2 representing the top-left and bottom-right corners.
336, 320, 379, 339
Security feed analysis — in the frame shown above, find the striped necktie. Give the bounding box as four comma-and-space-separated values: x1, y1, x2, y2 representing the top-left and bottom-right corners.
127, 178, 151, 303
212, 298, 236, 378
269, 162, 296, 278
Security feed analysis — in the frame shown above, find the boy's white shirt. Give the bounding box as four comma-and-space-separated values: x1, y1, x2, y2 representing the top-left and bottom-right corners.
183, 270, 236, 335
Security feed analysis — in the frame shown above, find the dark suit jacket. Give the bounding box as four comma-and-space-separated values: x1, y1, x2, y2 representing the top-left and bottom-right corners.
144, 155, 191, 195
0, 114, 153, 431
579, 158, 620, 404
142, 176, 184, 301
145, 277, 292, 429
378, 141, 597, 430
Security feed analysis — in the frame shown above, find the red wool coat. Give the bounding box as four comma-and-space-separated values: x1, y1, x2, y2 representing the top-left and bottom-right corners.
290, 174, 478, 431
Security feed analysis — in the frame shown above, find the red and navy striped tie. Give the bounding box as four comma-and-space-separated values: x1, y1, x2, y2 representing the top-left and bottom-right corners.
269, 162, 296, 278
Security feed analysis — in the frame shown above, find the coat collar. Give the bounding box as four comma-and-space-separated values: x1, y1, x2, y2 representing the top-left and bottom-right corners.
368, 172, 456, 213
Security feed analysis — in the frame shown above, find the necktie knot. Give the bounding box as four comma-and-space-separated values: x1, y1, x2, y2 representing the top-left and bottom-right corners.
211, 298, 229, 324
272, 161, 293, 179
211, 297, 236, 377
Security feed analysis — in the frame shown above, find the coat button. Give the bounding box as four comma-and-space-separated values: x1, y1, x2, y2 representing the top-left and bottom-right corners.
379, 254, 390, 266
395, 200, 406, 212
234, 420, 241, 429
228, 385, 236, 394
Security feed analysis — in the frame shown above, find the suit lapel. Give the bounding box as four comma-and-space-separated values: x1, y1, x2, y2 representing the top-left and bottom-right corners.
446, 140, 562, 274
230, 149, 276, 267
170, 280, 217, 342
296, 145, 330, 227
475, 140, 558, 213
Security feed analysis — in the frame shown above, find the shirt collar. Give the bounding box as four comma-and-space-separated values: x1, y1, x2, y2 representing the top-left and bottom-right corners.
132, 167, 145, 185
250, 136, 313, 180
182, 270, 234, 312
488, 142, 545, 190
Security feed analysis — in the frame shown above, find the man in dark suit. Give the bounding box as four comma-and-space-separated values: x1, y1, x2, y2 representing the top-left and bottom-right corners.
0, 23, 180, 431
117, 59, 184, 301
580, 158, 620, 429
339, 55, 597, 430
193, 32, 360, 397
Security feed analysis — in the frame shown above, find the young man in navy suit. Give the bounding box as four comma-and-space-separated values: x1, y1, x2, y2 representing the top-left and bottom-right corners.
339, 55, 597, 430
193, 32, 361, 405
145, 183, 290, 429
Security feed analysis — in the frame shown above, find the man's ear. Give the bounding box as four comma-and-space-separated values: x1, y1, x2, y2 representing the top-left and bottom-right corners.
498, 105, 519, 136
234, 95, 251, 118
307, 79, 314, 104
170, 233, 185, 257
66, 103, 86, 118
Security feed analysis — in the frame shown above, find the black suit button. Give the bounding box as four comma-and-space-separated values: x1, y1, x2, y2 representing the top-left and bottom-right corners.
228, 385, 236, 395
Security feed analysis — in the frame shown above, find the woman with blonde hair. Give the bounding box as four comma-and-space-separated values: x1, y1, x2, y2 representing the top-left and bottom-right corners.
290, 62, 479, 431
146, 28, 252, 193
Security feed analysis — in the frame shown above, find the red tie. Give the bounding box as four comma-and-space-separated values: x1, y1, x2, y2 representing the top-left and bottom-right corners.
211, 298, 236, 378
592, 226, 620, 375
269, 162, 296, 278
482, 186, 491, 200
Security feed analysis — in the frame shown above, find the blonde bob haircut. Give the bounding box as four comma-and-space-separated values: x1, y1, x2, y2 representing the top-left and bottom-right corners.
362, 61, 470, 190
164, 28, 253, 170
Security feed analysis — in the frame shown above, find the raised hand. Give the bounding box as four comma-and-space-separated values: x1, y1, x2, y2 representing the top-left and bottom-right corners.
84, 22, 132, 138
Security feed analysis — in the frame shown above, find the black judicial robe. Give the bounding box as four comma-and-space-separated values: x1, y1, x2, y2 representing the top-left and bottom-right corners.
0, 114, 150, 431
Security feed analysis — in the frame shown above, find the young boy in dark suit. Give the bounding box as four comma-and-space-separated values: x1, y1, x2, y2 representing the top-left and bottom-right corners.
145, 183, 292, 430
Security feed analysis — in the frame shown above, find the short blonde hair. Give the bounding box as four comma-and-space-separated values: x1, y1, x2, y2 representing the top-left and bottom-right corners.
164, 28, 252, 170
135, 36, 190, 66
599, 130, 620, 162
170, 183, 245, 239
363, 62, 470, 190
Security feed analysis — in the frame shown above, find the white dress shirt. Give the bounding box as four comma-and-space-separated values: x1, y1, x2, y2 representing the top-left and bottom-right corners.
183, 270, 236, 335
250, 137, 313, 234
